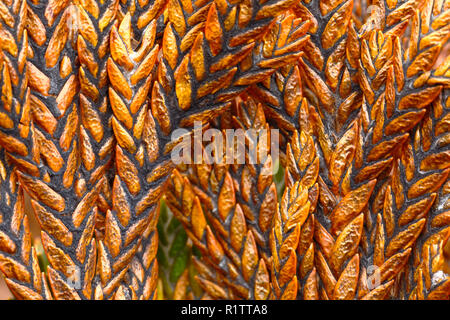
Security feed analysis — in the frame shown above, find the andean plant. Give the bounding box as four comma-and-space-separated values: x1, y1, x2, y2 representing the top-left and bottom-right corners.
0, 0, 448, 300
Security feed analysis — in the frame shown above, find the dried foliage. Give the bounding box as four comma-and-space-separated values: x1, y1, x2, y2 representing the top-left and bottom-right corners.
0, 0, 448, 300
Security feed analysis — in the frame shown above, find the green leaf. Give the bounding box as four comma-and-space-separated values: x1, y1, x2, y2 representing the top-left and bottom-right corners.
160, 199, 169, 223
192, 245, 202, 258
157, 248, 169, 269
169, 228, 187, 258
167, 216, 182, 234
157, 222, 168, 246
169, 249, 189, 283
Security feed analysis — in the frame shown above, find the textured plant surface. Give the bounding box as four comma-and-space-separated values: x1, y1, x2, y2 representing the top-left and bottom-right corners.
0, 0, 448, 300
